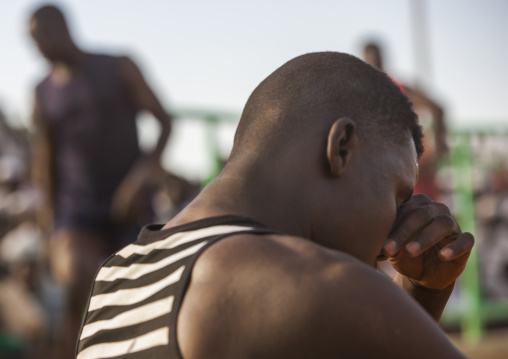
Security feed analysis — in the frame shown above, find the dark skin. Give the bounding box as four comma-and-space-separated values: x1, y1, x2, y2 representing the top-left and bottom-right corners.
165, 117, 473, 358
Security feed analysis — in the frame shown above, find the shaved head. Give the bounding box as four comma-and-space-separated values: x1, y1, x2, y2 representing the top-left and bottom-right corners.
29, 4, 75, 62
30, 5, 70, 36
363, 42, 383, 70
232, 52, 423, 160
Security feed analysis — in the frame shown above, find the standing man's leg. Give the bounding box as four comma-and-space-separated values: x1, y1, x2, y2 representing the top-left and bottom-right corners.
48, 229, 109, 358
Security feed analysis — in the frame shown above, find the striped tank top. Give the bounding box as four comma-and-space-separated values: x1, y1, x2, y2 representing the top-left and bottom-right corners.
76, 215, 278, 359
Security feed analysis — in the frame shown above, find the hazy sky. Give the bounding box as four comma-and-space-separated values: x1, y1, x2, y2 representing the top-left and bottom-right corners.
1, 0, 507, 178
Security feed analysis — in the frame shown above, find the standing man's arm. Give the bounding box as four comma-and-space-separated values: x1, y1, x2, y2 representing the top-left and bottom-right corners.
111, 57, 172, 223
120, 56, 172, 162
404, 86, 448, 156
31, 95, 54, 233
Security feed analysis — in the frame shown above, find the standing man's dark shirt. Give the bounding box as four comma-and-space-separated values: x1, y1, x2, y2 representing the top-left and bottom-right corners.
36, 54, 141, 231
37, 55, 140, 233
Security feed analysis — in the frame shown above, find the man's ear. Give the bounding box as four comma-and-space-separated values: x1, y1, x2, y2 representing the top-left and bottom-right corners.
326, 117, 358, 177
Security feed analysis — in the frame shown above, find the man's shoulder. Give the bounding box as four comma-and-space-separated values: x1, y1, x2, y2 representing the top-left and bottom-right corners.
86, 53, 125, 67
190, 231, 366, 292
200, 231, 360, 271
178, 233, 382, 357
195, 231, 387, 303
178, 232, 462, 359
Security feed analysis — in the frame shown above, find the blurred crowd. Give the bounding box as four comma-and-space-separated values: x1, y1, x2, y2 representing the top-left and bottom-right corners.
470, 134, 508, 299
0, 106, 200, 358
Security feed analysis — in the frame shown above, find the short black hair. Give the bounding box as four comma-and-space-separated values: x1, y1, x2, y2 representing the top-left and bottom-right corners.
232, 51, 423, 159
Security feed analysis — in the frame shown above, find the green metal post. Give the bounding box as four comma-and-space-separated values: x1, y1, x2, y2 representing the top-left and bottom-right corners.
450, 132, 483, 343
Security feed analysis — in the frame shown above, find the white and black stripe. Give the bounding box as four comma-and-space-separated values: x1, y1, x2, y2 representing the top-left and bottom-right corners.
76, 215, 277, 359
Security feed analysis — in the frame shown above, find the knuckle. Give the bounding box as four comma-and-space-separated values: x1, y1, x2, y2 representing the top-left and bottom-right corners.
396, 203, 410, 216
414, 205, 433, 221
447, 231, 474, 252
396, 207, 412, 220
417, 232, 435, 247
464, 232, 475, 245
393, 226, 410, 242
413, 193, 432, 204
436, 213, 454, 223
435, 202, 451, 215
435, 214, 459, 231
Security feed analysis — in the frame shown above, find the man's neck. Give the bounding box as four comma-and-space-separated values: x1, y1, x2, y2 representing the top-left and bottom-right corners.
49, 50, 89, 86
165, 168, 312, 239
51, 46, 88, 71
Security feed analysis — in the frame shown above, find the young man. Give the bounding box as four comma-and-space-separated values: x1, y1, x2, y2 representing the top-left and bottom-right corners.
29, 5, 171, 357
77, 52, 473, 359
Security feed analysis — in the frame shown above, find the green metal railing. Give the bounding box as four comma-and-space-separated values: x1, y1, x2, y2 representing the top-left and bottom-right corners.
441, 129, 508, 342
448, 132, 483, 342
172, 108, 239, 188
0, 330, 25, 354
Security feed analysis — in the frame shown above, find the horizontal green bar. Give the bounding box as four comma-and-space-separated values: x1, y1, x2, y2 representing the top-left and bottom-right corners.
441, 299, 508, 326
172, 108, 239, 123
0, 330, 25, 351
449, 128, 508, 136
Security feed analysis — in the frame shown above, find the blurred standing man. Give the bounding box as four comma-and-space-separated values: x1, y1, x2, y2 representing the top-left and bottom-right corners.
363, 41, 448, 201
29, 5, 171, 358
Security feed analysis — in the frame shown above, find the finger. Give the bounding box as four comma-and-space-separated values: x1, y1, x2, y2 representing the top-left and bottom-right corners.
386, 202, 450, 255
403, 193, 433, 208
404, 214, 460, 257
438, 232, 475, 261
393, 194, 433, 223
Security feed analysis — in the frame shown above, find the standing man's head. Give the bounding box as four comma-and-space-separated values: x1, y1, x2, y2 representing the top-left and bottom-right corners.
363, 42, 383, 70
227, 52, 423, 263
29, 5, 78, 63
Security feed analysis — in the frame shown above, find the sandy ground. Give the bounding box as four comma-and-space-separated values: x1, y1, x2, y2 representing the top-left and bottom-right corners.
448, 328, 508, 359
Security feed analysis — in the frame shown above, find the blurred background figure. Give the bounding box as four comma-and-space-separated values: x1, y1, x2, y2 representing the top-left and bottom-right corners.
362, 41, 448, 201
472, 137, 508, 299
0, 105, 49, 359
28, 5, 171, 358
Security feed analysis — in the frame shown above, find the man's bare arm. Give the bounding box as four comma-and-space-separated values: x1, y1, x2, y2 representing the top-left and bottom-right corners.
394, 272, 454, 321
110, 57, 172, 222
384, 194, 475, 321
120, 56, 171, 161
404, 86, 448, 156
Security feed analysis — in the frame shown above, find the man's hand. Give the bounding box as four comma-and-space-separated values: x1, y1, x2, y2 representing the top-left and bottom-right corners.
110, 158, 166, 224
383, 194, 475, 290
